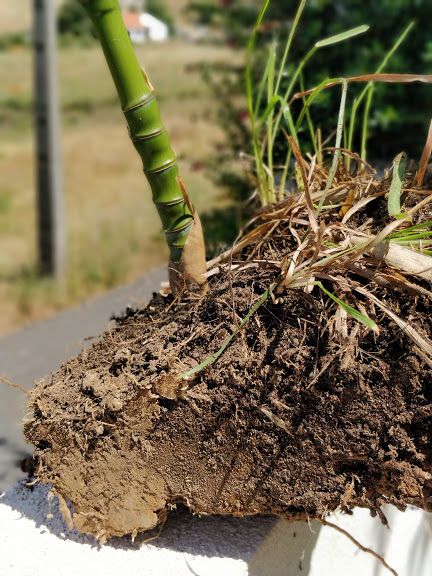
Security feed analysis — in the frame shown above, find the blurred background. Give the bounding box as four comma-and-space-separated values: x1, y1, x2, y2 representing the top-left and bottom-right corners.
0, 0, 431, 337
0, 0, 236, 336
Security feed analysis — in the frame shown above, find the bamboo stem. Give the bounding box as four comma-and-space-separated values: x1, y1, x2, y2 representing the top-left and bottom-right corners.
81, 0, 206, 291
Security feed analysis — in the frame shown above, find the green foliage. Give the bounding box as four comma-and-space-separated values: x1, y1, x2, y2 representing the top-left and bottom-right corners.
189, 0, 431, 249
0, 190, 11, 215
0, 32, 28, 51
190, 0, 431, 159
58, 0, 96, 41
146, 0, 175, 35
388, 152, 407, 217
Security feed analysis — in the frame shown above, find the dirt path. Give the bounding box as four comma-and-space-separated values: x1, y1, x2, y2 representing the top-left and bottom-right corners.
0, 269, 165, 491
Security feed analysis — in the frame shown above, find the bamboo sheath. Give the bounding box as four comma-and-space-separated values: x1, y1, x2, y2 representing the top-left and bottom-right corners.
81, 0, 206, 288
348, 233, 432, 282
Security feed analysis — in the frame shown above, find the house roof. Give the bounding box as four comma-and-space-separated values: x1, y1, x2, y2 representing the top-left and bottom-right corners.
122, 10, 168, 32
122, 11, 141, 30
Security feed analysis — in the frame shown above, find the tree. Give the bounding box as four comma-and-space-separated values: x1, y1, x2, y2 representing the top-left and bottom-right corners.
58, 0, 96, 39
146, 0, 175, 35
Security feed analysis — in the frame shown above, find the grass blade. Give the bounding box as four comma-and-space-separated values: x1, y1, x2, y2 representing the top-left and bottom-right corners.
275, 0, 307, 93
350, 21, 414, 163
317, 79, 348, 213
266, 41, 277, 200
294, 76, 341, 132
182, 283, 276, 379
271, 23, 367, 168
258, 95, 280, 127
287, 135, 318, 231
282, 104, 299, 143
254, 46, 278, 117
388, 152, 407, 217
315, 281, 379, 332
245, 0, 272, 205
388, 232, 432, 242
389, 220, 432, 237
315, 25, 369, 48
298, 73, 318, 156
291, 72, 432, 103
360, 85, 374, 161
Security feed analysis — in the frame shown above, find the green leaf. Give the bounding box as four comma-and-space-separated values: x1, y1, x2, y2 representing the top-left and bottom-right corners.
317, 79, 348, 213
390, 231, 432, 242
255, 0, 271, 30
254, 44, 277, 117
388, 152, 407, 217
282, 104, 298, 143
359, 21, 415, 161
316, 281, 378, 332
315, 25, 369, 48
275, 0, 307, 93
181, 283, 277, 379
258, 95, 280, 127
267, 42, 276, 100
389, 219, 432, 237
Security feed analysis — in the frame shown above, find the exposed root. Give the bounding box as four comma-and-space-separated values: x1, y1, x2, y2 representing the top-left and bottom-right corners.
321, 519, 399, 576
0, 374, 27, 395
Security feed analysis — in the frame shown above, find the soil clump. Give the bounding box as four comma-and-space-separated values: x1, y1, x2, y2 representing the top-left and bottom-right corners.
25, 184, 432, 542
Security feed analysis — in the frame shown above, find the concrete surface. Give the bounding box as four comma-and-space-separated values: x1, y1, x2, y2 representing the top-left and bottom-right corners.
0, 268, 166, 490
0, 482, 315, 576
0, 481, 431, 576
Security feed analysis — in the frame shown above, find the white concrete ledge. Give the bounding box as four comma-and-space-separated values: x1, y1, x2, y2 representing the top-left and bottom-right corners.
0, 482, 431, 576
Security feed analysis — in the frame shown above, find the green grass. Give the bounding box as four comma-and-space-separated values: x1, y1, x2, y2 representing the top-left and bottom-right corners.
244, 1, 419, 207
238, 0, 432, 338
245, 0, 370, 205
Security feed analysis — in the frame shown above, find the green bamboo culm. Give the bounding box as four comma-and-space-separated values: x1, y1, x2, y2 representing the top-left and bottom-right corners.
80, 0, 206, 290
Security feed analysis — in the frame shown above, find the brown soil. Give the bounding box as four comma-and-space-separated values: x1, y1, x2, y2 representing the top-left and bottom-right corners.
24, 193, 432, 542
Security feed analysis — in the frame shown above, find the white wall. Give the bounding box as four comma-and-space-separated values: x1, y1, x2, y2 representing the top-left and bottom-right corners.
139, 13, 168, 42
1, 482, 431, 576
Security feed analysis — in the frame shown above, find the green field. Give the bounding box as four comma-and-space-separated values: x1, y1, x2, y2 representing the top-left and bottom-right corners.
0, 40, 237, 334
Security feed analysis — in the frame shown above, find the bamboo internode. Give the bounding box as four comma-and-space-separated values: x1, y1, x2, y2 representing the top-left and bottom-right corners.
81, 0, 207, 290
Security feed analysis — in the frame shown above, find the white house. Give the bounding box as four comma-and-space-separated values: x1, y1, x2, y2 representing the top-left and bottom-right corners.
122, 11, 169, 43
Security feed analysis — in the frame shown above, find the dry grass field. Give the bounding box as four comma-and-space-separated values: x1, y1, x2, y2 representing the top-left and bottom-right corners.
0, 39, 238, 334
0, 2, 32, 34
0, 1, 64, 34
0, 0, 191, 34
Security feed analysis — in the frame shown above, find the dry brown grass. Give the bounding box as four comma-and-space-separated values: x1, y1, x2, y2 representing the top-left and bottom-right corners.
0, 0, 65, 34
205, 147, 432, 367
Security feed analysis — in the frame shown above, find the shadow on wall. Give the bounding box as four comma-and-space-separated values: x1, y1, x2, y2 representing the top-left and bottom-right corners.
2, 482, 432, 575
0, 481, 320, 574
249, 518, 320, 575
